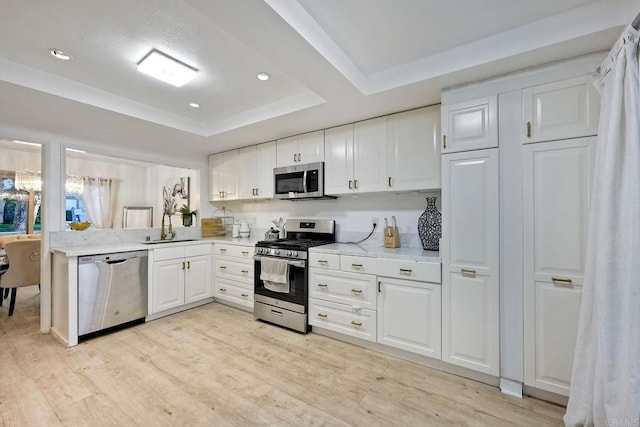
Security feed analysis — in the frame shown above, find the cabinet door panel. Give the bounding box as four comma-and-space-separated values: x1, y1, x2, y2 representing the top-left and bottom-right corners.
185, 255, 212, 304
324, 124, 354, 194
152, 259, 185, 312
388, 106, 441, 191
524, 138, 593, 283
442, 272, 499, 375
298, 130, 325, 164
255, 141, 276, 199
276, 135, 299, 167
208, 153, 224, 201
442, 96, 497, 153
237, 146, 257, 199
222, 150, 239, 200
442, 149, 499, 276
354, 117, 388, 192
378, 278, 441, 359
533, 282, 582, 395
523, 76, 599, 143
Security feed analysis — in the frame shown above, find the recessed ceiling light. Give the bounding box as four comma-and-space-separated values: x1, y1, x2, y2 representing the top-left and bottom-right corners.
137, 49, 198, 88
50, 49, 72, 60
256, 72, 270, 81
189, 103, 200, 108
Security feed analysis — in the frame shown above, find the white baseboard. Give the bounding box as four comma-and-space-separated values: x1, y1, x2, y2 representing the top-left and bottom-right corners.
500, 378, 523, 398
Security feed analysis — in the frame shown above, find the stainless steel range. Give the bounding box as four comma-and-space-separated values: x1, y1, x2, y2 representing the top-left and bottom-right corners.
253, 219, 335, 332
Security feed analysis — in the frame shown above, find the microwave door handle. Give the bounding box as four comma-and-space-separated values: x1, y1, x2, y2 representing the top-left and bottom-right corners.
302, 169, 308, 193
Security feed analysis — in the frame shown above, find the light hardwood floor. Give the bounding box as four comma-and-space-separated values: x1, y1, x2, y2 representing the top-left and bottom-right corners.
0, 286, 565, 426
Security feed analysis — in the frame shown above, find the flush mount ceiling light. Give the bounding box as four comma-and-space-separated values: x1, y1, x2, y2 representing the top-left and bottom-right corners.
189, 102, 200, 108
256, 72, 270, 81
137, 49, 198, 88
50, 49, 72, 60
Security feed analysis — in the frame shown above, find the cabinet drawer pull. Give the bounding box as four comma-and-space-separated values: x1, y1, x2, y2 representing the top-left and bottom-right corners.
388, 176, 392, 187
317, 283, 328, 288
241, 251, 249, 255
461, 268, 476, 277
377, 281, 382, 293
219, 288, 227, 292
354, 179, 358, 189
399, 268, 412, 274
526, 121, 532, 138
443, 135, 447, 149
317, 313, 328, 318
351, 321, 362, 327
187, 261, 190, 269
351, 263, 363, 268
552, 277, 573, 285
317, 260, 329, 264
241, 293, 249, 298
348, 180, 353, 189
351, 289, 362, 294
219, 265, 227, 270
219, 248, 227, 253
241, 270, 249, 274
182, 261, 186, 270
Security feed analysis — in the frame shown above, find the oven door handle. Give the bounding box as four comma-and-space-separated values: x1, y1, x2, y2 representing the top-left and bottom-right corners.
253, 255, 306, 268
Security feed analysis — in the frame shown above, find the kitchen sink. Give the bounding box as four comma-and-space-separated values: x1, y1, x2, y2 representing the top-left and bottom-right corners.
140, 238, 200, 244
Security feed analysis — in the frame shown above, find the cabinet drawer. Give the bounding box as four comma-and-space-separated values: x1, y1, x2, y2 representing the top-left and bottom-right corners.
309, 299, 376, 342
153, 246, 186, 262
214, 279, 254, 307
308, 253, 340, 270
377, 259, 441, 283
215, 258, 254, 285
341, 255, 377, 274
309, 269, 376, 309
215, 243, 253, 259
186, 243, 212, 257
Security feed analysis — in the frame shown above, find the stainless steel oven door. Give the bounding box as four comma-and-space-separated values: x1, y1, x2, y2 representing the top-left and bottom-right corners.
254, 255, 307, 308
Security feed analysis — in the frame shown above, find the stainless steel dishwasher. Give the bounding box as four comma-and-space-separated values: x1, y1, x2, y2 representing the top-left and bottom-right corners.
78, 250, 148, 337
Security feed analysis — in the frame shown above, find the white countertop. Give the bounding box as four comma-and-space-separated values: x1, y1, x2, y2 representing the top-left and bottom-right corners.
52, 239, 214, 257
206, 235, 262, 246
309, 243, 440, 262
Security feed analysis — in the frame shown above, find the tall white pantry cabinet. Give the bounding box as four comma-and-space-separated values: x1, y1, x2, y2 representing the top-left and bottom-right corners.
440, 54, 600, 398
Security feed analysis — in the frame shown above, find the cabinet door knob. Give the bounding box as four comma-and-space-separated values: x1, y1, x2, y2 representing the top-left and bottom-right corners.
526, 121, 532, 138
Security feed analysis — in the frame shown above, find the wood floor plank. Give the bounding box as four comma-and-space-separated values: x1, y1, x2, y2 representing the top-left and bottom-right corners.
0, 287, 565, 426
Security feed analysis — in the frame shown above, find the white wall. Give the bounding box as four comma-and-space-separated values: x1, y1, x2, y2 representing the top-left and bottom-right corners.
0, 144, 40, 172
207, 191, 440, 247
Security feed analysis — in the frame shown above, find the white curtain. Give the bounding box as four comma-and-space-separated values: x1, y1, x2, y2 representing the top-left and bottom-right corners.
81, 177, 114, 229
565, 24, 640, 426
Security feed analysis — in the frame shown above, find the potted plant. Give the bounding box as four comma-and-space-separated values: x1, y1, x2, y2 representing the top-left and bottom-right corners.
179, 204, 197, 227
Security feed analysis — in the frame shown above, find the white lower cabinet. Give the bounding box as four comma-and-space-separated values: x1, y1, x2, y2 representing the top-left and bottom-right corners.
309, 299, 377, 342
378, 277, 441, 359
214, 243, 254, 311
151, 244, 213, 315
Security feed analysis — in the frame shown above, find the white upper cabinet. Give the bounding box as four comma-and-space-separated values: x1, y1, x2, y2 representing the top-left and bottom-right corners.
441, 95, 498, 153
325, 107, 441, 195
441, 148, 500, 375
353, 117, 389, 193
209, 150, 239, 201
387, 106, 441, 191
276, 130, 324, 167
238, 141, 276, 200
324, 124, 355, 194
523, 76, 599, 144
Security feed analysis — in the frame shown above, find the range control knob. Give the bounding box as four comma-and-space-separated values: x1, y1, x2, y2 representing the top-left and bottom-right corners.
286, 251, 292, 257
291, 251, 298, 258
274, 249, 280, 255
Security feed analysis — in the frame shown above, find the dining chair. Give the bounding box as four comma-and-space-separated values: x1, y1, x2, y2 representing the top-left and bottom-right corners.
0, 240, 41, 316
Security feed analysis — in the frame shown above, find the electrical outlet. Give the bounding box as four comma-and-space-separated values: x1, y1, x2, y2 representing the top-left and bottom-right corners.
372, 217, 378, 227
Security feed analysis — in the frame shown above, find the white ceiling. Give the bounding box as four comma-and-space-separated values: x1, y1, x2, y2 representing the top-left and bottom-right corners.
0, 0, 636, 164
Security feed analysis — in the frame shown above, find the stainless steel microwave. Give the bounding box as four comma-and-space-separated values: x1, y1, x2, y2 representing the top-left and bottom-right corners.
274, 161, 325, 200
